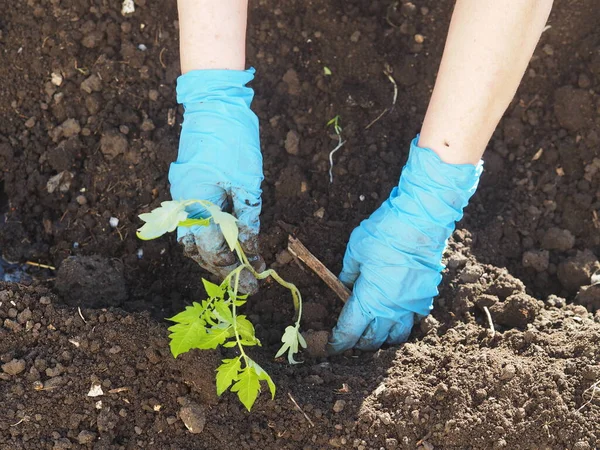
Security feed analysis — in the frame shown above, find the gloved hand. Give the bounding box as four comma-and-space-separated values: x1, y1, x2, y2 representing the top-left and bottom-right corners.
169, 68, 265, 294
328, 136, 483, 354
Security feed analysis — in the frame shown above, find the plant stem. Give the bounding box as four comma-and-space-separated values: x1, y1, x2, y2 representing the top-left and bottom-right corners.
229, 265, 249, 364
235, 243, 303, 326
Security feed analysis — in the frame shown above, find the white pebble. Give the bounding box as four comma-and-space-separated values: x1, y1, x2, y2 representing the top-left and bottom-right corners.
51, 72, 63, 87
138, 44, 147, 51
359, 195, 365, 201
109, 217, 119, 228
121, 0, 135, 15
136, 249, 144, 259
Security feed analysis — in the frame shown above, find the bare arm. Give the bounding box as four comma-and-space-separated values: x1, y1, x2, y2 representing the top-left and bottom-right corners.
419, 0, 553, 164
177, 0, 248, 72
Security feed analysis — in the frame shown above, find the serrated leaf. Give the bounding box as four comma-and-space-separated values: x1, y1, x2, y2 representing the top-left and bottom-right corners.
167, 302, 206, 325
214, 301, 234, 325
249, 360, 276, 400
137, 201, 189, 240
202, 279, 225, 300
235, 316, 256, 342
216, 357, 242, 396
167, 320, 206, 358
230, 365, 260, 411
275, 325, 303, 365
195, 325, 233, 349
204, 203, 239, 252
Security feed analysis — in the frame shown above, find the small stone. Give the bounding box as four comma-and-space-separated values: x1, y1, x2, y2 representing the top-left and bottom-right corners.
141, 118, 155, 131
275, 249, 294, 265
285, 130, 300, 155
60, 119, 81, 138
542, 44, 554, 55
350, 31, 361, 42
100, 130, 128, 160
179, 403, 206, 434
77, 430, 97, 445
313, 207, 325, 219
414, 34, 424, 44
109, 217, 119, 228
25, 117, 36, 128
385, 438, 398, 449
166, 416, 178, 425
76, 195, 87, 206
51, 72, 63, 86
499, 364, 516, 381
332, 399, 346, 413
2, 359, 26, 375
80, 74, 102, 94
17, 308, 32, 324
148, 89, 159, 101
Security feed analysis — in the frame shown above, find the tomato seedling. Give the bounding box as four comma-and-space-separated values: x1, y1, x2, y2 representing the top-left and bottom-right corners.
137, 200, 305, 411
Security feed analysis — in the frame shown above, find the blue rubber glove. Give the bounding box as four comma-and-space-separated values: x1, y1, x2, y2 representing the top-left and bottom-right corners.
328, 136, 483, 354
169, 68, 265, 294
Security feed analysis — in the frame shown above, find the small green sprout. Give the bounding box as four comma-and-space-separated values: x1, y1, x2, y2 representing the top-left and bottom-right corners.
137, 200, 305, 411
327, 115, 345, 183
323, 66, 332, 76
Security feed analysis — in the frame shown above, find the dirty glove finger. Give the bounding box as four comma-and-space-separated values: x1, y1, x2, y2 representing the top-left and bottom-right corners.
385, 311, 415, 345
339, 244, 361, 289
231, 186, 264, 272
327, 293, 371, 355
354, 317, 395, 352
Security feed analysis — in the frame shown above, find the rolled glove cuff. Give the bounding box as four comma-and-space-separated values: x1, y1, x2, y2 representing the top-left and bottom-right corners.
176, 67, 256, 109
356, 135, 483, 316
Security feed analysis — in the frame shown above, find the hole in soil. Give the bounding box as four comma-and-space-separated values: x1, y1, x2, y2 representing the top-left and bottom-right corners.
0, 180, 8, 215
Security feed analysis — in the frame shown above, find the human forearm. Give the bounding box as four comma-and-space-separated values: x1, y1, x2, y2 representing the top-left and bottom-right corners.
419, 0, 553, 164
177, 0, 248, 73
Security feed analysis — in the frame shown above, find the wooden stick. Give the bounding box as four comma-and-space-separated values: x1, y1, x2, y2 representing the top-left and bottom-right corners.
287, 236, 351, 303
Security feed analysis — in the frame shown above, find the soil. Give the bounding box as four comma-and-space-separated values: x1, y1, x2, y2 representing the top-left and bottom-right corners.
1, 0, 599, 449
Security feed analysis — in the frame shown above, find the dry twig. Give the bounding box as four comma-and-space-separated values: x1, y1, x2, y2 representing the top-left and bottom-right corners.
288, 236, 350, 303
288, 392, 315, 427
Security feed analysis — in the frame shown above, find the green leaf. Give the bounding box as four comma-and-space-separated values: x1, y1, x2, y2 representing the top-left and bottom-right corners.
167, 302, 205, 325
249, 360, 276, 400
195, 325, 233, 349
275, 325, 304, 365
204, 203, 239, 252
137, 201, 189, 240
222, 340, 238, 348
202, 279, 225, 300
323, 66, 332, 76
168, 320, 206, 358
235, 315, 257, 342
231, 365, 261, 411
216, 357, 241, 396
214, 301, 234, 325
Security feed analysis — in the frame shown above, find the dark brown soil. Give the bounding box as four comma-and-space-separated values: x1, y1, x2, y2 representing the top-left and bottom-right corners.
1, 0, 599, 448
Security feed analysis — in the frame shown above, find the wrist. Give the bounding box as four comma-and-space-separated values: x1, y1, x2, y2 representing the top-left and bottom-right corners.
176, 67, 256, 109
